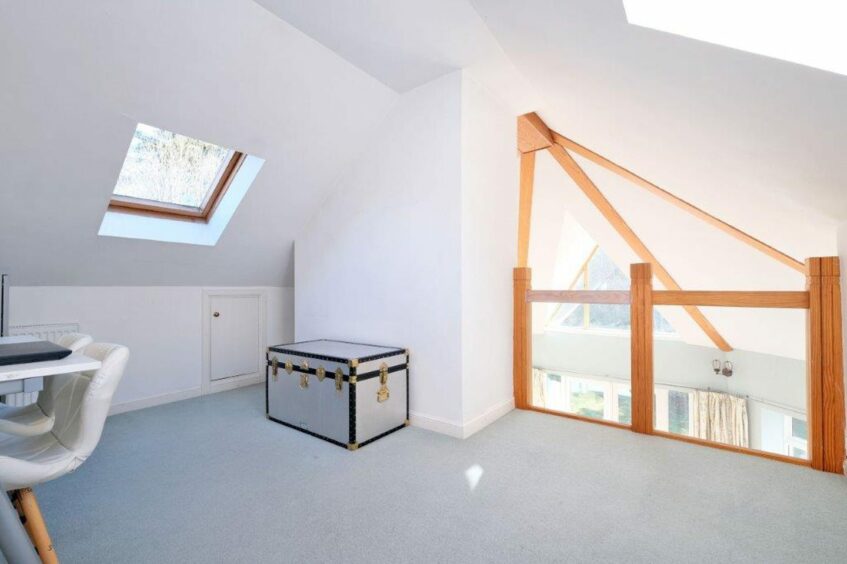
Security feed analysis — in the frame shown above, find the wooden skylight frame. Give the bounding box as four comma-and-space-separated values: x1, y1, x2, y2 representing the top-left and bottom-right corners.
108, 151, 246, 223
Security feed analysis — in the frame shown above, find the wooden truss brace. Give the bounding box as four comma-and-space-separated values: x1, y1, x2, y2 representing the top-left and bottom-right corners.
516, 112, 735, 350
547, 141, 732, 351
550, 131, 805, 273
518, 113, 804, 269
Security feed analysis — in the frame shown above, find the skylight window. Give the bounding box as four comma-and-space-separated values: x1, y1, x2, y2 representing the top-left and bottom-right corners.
623, 0, 847, 77
110, 123, 244, 221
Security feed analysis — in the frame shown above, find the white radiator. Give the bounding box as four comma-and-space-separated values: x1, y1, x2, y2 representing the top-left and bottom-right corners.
5, 323, 80, 406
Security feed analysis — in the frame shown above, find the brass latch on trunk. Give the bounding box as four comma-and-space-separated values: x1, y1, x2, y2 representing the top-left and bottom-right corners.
377, 362, 390, 403
316, 366, 326, 381
299, 360, 309, 389
335, 368, 343, 392
272, 357, 279, 381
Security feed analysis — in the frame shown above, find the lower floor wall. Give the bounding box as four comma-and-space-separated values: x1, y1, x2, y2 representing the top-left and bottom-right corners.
9, 286, 294, 414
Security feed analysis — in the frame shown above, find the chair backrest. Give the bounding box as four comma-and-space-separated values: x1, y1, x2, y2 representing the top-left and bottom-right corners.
38, 333, 94, 413
43, 343, 129, 459
55, 332, 93, 353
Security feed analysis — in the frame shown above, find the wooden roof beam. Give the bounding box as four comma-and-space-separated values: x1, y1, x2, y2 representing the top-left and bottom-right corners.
549, 130, 806, 274
517, 113, 553, 153
547, 142, 733, 352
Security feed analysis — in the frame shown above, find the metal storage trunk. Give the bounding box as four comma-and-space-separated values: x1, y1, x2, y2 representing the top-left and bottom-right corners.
266, 340, 409, 450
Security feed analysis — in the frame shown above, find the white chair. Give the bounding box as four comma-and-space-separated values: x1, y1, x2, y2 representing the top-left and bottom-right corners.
0, 343, 128, 562
0, 333, 93, 437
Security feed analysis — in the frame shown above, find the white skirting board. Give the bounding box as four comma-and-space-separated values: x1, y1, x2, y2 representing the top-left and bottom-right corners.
411, 397, 515, 439
108, 374, 263, 416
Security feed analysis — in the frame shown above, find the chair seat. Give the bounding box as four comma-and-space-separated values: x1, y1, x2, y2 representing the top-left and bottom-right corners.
0, 404, 55, 437
0, 433, 81, 491
0, 342, 128, 492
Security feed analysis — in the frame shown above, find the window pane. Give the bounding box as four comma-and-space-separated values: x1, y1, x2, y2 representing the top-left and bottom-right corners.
544, 373, 565, 411
588, 303, 630, 330
792, 418, 808, 441
668, 390, 690, 435
617, 387, 632, 424
548, 248, 676, 335
791, 447, 807, 459
113, 123, 233, 208
560, 304, 585, 328
570, 379, 605, 418
586, 249, 629, 291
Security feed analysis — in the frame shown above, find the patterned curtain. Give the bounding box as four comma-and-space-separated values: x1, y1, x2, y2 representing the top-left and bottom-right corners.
531, 368, 547, 408
692, 391, 749, 448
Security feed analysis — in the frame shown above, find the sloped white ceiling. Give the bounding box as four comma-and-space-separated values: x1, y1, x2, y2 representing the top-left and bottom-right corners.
3, 0, 842, 294
253, 0, 539, 112
0, 0, 396, 286
472, 0, 847, 241
255, 0, 502, 92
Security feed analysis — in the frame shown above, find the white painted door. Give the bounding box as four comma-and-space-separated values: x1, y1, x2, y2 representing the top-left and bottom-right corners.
210, 295, 260, 381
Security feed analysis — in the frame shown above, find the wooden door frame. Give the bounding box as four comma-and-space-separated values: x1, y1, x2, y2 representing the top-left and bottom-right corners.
201, 288, 267, 395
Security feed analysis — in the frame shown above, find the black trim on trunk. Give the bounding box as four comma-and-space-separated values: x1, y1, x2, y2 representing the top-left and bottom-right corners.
348, 365, 357, 445
359, 424, 406, 448
263, 360, 407, 382
268, 339, 405, 365
354, 363, 407, 382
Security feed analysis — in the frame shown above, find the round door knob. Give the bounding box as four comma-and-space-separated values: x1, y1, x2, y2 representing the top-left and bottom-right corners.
213, 312, 220, 317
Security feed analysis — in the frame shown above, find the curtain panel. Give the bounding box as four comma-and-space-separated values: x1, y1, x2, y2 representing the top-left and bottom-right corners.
692, 390, 749, 448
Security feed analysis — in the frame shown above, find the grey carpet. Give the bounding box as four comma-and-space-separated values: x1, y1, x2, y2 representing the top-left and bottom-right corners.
30, 385, 847, 563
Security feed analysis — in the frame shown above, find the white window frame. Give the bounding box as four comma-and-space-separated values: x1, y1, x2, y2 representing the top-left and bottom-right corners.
784, 415, 808, 458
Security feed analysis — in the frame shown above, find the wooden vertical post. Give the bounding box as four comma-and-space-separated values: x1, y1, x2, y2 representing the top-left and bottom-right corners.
807, 257, 845, 473
514, 267, 532, 409
630, 263, 654, 434
517, 152, 536, 268
821, 257, 845, 473
806, 258, 824, 469
514, 120, 538, 409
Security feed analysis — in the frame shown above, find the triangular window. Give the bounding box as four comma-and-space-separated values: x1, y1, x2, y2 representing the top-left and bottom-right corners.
550, 247, 676, 334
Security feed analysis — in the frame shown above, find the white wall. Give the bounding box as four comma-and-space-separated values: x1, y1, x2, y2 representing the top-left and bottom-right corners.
295, 72, 465, 434
459, 74, 518, 434
296, 71, 519, 438
9, 286, 294, 413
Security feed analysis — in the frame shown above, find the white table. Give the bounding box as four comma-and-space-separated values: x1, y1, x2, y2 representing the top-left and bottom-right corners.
0, 336, 101, 564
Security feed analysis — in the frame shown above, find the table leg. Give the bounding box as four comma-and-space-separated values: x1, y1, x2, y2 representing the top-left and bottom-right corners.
0, 491, 39, 564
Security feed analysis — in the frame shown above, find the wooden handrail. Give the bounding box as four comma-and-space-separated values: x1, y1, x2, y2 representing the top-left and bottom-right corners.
527, 290, 630, 304
653, 291, 810, 309
527, 289, 809, 309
